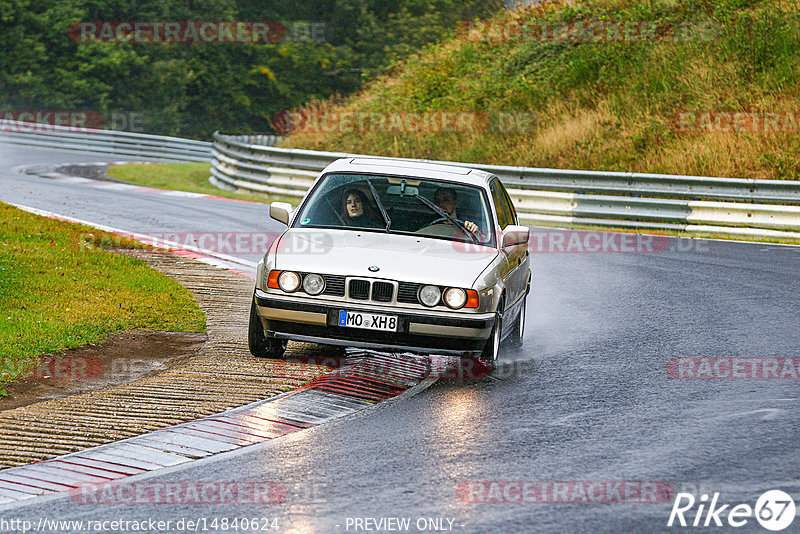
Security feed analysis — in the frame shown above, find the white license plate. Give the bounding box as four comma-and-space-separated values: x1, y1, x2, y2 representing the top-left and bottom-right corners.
338, 310, 398, 332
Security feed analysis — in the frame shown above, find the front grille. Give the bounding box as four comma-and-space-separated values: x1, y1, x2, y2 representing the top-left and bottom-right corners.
371, 281, 394, 302
322, 274, 345, 297
397, 282, 421, 304
348, 279, 370, 300
397, 282, 422, 304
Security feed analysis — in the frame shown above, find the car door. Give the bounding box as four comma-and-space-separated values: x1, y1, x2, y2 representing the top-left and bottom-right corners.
489, 179, 523, 313
498, 179, 530, 301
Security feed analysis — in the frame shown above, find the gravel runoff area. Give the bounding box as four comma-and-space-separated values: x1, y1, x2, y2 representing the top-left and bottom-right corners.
0, 251, 334, 469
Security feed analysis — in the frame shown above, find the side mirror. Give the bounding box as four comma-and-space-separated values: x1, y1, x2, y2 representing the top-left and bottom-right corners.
502, 225, 530, 249
269, 202, 293, 225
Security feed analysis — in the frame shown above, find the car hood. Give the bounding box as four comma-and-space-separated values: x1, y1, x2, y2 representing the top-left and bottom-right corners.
275, 228, 498, 287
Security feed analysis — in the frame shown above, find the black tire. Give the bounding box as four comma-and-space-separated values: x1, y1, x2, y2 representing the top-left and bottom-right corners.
248, 298, 287, 358
481, 301, 503, 370
324, 344, 347, 356
508, 296, 526, 349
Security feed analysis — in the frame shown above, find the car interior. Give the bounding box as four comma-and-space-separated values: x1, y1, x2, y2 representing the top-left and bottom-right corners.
298, 176, 489, 238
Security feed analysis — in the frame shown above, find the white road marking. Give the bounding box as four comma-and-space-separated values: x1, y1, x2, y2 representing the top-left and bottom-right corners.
8, 202, 257, 276
704, 408, 783, 421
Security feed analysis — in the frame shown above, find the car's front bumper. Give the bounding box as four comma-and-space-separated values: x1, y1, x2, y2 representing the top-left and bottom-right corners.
254, 290, 495, 356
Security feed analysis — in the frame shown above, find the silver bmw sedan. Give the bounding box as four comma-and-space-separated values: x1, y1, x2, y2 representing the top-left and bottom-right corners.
249, 157, 531, 368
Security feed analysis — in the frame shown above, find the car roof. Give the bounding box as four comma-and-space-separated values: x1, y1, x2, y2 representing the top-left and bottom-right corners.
319, 157, 495, 188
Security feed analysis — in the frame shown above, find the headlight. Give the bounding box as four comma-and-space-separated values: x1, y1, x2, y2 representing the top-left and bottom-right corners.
303, 273, 325, 295
443, 287, 467, 309
278, 271, 301, 292
418, 285, 441, 307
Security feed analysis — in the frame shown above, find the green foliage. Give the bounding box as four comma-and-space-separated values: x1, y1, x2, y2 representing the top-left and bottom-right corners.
0, 202, 206, 395
283, 0, 800, 181
715, 6, 800, 84
0, 0, 502, 139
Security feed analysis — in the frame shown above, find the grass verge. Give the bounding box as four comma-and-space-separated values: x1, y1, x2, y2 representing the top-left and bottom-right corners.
0, 202, 206, 396
283, 0, 800, 181
106, 162, 295, 204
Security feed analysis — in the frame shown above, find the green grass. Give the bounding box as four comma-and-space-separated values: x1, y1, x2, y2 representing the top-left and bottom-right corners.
0, 202, 206, 396
283, 0, 800, 181
106, 162, 295, 204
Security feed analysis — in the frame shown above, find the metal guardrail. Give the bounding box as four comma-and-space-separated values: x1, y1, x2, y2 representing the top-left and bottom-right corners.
0, 121, 211, 162
5, 123, 795, 239
212, 132, 800, 239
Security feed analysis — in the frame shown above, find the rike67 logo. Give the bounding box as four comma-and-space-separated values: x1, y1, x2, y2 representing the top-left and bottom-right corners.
668, 490, 795, 531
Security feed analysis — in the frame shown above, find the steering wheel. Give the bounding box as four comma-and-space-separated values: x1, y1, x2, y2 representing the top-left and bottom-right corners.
422, 217, 480, 238
423, 217, 449, 227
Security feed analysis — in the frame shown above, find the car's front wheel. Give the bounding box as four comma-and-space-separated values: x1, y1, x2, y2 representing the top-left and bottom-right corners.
248, 298, 287, 358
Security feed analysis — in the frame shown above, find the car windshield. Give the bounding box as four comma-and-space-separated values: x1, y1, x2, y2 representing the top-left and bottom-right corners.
292, 173, 496, 246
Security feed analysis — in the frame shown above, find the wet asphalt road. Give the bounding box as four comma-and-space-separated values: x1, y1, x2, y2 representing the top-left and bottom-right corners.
0, 144, 280, 268
1, 144, 799, 533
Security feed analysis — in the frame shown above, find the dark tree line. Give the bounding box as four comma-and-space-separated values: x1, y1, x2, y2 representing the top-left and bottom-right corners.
0, 0, 502, 139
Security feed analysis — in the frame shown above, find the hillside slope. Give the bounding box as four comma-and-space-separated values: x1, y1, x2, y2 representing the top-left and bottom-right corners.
282, 0, 800, 180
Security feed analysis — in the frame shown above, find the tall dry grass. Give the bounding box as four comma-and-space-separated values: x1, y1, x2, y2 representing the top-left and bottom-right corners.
284, 0, 800, 180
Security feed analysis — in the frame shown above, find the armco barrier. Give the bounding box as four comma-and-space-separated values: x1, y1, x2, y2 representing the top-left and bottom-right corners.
3, 121, 797, 239
0, 121, 211, 162
211, 132, 800, 239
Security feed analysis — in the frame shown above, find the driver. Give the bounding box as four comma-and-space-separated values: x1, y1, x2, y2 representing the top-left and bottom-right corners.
434, 187, 485, 238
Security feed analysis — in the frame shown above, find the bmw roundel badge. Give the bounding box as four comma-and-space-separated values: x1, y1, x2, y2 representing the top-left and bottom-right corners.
368, 265, 380, 272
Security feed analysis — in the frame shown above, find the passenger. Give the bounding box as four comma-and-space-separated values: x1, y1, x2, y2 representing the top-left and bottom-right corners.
433, 187, 484, 237
341, 188, 380, 228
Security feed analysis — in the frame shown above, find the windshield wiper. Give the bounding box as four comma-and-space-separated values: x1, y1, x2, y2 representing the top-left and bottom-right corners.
365, 178, 391, 232
413, 194, 478, 244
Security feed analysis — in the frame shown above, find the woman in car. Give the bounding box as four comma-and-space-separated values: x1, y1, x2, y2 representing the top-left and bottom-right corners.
341, 188, 381, 228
